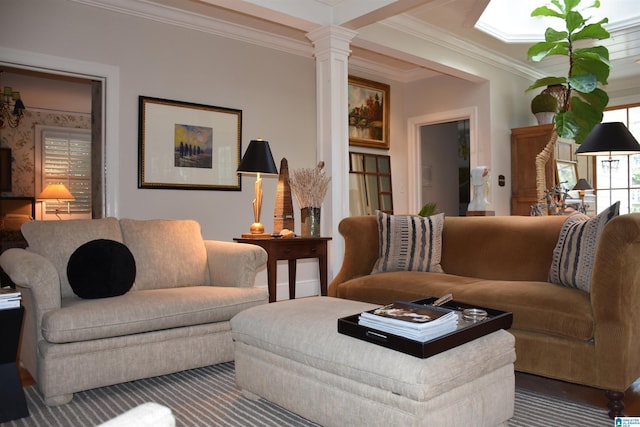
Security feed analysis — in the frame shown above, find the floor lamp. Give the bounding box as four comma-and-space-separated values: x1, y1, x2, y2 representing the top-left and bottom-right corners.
237, 139, 278, 237
576, 122, 640, 208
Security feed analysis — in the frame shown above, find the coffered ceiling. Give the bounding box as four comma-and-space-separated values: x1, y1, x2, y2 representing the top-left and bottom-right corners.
73, 0, 640, 93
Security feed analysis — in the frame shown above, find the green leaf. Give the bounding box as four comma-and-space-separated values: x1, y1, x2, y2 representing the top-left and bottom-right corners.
574, 46, 610, 62
566, 11, 585, 33
577, 87, 609, 111
572, 56, 610, 84
532, 6, 563, 19
545, 27, 568, 42
563, 0, 580, 11
572, 22, 610, 41
555, 111, 580, 139
525, 77, 566, 92
527, 41, 569, 61
568, 73, 597, 93
571, 96, 603, 143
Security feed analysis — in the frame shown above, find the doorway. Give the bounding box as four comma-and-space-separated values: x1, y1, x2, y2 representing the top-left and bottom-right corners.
420, 120, 470, 216
0, 47, 118, 217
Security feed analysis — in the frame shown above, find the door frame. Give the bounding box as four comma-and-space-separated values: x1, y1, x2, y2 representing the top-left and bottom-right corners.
0, 47, 120, 217
407, 107, 478, 214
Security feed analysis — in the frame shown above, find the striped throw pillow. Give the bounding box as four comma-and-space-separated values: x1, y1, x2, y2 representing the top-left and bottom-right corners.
548, 202, 619, 292
371, 211, 444, 274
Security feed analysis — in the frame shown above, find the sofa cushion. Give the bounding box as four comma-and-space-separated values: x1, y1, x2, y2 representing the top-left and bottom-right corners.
549, 202, 619, 292
334, 272, 595, 341
42, 286, 268, 343
371, 211, 444, 274
119, 219, 210, 290
67, 239, 136, 299
21, 218, 124, 299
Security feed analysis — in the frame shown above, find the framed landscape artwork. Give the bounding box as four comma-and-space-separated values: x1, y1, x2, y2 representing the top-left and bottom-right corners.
556, 160, 578, 191
348, 76, 390, 149
138, 96, 242, 191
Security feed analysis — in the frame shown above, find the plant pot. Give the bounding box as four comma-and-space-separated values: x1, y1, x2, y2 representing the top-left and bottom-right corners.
534, 112, 555, 125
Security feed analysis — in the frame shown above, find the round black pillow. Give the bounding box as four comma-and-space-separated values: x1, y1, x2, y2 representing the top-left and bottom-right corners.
67, 239, 136, 299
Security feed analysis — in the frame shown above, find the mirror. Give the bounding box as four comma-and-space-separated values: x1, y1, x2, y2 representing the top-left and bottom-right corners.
349, 152, 393, 215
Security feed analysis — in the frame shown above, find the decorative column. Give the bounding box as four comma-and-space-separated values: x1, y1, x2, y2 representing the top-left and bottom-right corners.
306, 26, 357, 281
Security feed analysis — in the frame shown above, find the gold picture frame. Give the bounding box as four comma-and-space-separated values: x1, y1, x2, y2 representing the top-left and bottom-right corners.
348, 76, 390, 150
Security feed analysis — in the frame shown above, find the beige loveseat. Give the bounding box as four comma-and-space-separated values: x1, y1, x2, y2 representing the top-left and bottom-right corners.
329, 213, 640, 415
0, 218, 268, 406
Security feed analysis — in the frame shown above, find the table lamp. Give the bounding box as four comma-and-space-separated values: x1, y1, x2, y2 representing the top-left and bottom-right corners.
38, 183, 75, 219
237, 139, 278, 237
576, 122, 640, 206
572, 178, 593, 213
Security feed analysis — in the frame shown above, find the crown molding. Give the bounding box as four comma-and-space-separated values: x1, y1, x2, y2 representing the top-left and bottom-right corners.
349, 56, 439, 83
68, 0, 545, 83
381, 14, 544, 81
69, 0, 314, 58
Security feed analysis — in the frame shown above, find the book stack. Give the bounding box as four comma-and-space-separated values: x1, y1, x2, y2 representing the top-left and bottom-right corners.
358, 301, 458, 341
0, 288, 21, 310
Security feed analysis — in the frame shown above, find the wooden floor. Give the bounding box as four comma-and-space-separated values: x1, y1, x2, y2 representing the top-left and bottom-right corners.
516, 371, 640, 417
18, 367, 640, 417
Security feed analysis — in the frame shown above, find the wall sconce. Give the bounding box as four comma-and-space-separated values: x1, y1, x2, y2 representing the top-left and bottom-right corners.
38, 183, 75, 219
0, 84, 26, 129
237, 139, 278, 237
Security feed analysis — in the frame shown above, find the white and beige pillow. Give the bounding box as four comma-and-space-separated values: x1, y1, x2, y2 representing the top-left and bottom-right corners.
548, 201, 619, 292
371, 210, 444, 274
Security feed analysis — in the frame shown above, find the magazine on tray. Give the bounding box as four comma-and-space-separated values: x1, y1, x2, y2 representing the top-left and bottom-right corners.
358, 301, 458, 341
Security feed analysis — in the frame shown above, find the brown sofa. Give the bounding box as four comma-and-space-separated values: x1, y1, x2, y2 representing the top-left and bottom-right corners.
328, 214, 640, 415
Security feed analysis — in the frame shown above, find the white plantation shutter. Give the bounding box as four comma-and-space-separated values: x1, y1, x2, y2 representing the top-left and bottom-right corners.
41, 128, 91, 214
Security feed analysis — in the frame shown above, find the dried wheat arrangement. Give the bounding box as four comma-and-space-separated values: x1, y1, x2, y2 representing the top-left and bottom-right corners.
288, 161, 330, 208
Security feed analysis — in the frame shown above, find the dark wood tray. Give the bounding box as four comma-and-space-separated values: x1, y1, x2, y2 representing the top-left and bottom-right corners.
337, 297, 513, 359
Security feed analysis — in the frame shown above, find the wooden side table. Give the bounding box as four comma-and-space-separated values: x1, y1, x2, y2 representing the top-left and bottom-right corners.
0, 305, 29, 422
234, 237, 331, 303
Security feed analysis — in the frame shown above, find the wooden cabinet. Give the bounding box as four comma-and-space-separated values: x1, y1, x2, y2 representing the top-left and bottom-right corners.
511, 124, 556, 215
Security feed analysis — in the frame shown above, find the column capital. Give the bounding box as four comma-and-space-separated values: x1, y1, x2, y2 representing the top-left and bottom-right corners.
306, 25, 357, 57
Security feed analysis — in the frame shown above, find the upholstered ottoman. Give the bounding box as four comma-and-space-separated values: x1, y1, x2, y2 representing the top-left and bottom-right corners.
231, 297, 515, 426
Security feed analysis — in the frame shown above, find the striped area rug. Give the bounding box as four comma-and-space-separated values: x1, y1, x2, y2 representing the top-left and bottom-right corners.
5, 362, 612, 427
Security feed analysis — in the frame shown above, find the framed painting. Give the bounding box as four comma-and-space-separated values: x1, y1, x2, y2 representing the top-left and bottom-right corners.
0, 148, 11, 192
556, 160, 578, 191
138, 96, 242, 190
348, 76, 390, 149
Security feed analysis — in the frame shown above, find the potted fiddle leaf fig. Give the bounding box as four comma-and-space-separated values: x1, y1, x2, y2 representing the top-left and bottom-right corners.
526, 0, 610, 201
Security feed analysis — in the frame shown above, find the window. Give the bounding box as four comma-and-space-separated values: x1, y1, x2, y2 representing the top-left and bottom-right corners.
36, 126, 92, 218
593, 106, 640, 214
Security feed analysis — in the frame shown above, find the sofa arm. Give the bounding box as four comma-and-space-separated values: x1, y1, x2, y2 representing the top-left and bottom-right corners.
590, 213, 640, 390
0, 248, 62, 377
204, 240, 267, 288
328, 216, 379, 296
0, 248, 62, 312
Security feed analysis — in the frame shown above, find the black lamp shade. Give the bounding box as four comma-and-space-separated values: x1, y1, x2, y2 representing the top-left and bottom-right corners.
572, 178, 593, 191
237, 139, 278, 175
576, 122, 640, 156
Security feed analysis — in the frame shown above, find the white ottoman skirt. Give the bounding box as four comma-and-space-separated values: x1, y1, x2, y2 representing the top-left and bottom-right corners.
231, 297, 515, 427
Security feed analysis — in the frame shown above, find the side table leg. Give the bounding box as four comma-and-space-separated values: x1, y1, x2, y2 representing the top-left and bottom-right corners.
267, 257, 277, 303
319, 254, 328, 296
288, 259, 296, 299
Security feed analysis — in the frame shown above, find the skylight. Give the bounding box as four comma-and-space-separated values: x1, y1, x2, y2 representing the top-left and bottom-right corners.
475, 0, 638, 43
